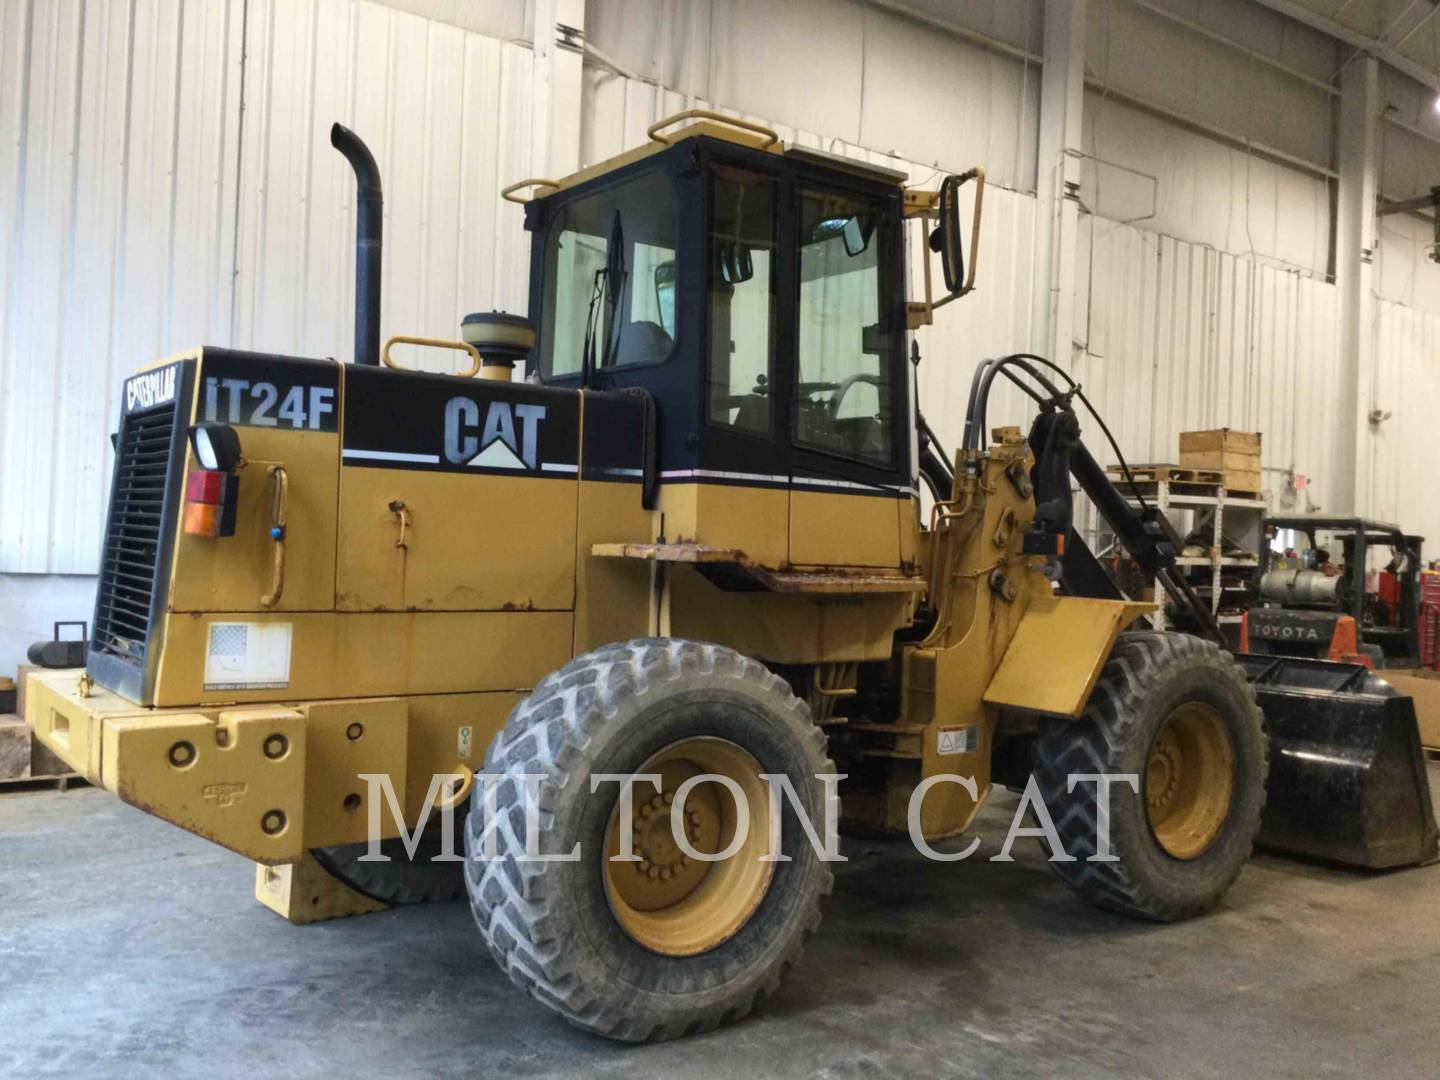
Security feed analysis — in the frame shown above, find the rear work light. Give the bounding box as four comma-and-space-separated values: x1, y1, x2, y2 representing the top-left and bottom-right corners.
184, 468, 239, 537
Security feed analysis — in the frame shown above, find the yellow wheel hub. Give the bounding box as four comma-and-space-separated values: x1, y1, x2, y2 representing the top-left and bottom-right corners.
603, 737, 774, 957
1146, 702, 1235, 860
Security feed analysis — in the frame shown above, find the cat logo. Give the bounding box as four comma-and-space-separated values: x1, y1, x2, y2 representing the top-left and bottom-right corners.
443, 397, 547, 470
125, 365, 177, 413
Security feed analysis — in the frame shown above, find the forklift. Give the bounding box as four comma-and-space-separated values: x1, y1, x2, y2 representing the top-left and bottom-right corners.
1243, 515, 1424, 669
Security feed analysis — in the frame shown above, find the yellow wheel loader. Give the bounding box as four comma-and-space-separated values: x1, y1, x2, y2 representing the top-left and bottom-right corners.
24, 112, 1436, 1042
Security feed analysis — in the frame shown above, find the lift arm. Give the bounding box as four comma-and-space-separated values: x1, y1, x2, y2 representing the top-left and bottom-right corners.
1025, 408, 1225, 645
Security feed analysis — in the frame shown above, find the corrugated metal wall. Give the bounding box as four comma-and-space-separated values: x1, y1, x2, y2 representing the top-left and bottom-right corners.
1079, 216, 1343, 499
3, 1, 1438, 581
0, 0, 243, 575
233, 0, 534, 364
0, 0, 533, 574
1372, 301, 1440, 551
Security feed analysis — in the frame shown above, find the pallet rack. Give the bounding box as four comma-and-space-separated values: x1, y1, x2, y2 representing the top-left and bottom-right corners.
1101, 473, 1268, 634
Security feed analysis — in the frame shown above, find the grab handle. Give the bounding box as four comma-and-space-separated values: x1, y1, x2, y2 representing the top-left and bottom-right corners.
646, 109, 779, 148
382, 335, 483, 378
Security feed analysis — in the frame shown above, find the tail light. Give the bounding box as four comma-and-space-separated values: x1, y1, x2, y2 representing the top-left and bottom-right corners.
184, 468, 239, 537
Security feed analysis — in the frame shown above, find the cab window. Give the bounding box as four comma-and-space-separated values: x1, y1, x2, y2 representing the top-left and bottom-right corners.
707, 164, 776, 435
793, 187, 892, 466
539, 171, 679, 378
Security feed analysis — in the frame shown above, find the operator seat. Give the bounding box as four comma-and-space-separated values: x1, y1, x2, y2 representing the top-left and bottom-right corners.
613, 320, 673, 367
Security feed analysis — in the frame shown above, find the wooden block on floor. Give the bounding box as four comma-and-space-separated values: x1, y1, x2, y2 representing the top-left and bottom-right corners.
0, 714, 33, 780
30, 735, 71, 779
15, 664, 37, 720
1383, 669, 1440, 751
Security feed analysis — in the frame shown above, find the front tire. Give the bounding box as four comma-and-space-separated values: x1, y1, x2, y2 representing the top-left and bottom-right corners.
463, 639, 834, 1042
1032, 631, 1267, 921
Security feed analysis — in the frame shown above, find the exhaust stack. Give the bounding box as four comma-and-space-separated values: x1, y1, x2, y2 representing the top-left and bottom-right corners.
330, 123, 383, 366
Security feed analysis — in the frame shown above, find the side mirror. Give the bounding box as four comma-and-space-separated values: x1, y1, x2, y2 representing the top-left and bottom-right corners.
841, 215, 873, 257
931, 174, 965, 293
908, 166, 985, 329
716, 242, 754, 285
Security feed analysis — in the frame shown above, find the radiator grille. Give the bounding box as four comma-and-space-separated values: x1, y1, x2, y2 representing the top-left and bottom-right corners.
93, 400, 181, 666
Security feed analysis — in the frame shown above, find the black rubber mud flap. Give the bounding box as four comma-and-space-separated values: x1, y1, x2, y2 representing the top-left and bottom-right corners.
1240, 655, 1440, 870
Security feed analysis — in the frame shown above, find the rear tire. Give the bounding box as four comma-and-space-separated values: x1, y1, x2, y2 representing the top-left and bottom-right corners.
463, 638, 834, 1042
312, 829, 465, 905
1032, 631, 1267, 921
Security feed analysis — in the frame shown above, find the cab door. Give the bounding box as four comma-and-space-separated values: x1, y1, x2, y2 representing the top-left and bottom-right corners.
785, 180, 908, 568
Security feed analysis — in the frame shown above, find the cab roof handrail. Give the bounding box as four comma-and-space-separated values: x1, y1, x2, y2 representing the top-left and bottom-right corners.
646, 109, 780, 148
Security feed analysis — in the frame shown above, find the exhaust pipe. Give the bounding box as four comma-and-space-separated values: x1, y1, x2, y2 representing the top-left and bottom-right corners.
330, 123, 382, 366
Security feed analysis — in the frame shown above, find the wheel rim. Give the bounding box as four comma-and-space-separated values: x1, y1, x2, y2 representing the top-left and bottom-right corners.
602, 736, 774, 957
1145, 702, 1235, 860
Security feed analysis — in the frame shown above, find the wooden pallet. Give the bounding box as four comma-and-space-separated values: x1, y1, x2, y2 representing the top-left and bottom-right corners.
1107, 463, 1262, 495
0, 773, 87, 793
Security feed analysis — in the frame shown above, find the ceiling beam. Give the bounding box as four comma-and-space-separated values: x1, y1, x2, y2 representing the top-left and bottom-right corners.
1252, 0, 1440, 92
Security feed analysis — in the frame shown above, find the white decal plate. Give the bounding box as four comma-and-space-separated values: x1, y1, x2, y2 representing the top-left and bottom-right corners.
936, 726, 979, 756
204, 622, 293, 691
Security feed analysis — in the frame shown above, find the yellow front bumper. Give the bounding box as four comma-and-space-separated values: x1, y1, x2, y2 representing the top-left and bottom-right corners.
24, 669, 410, 863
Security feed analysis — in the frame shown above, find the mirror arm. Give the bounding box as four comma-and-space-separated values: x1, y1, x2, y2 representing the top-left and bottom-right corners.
957, 166, 985, 296
903, 165, 985, 330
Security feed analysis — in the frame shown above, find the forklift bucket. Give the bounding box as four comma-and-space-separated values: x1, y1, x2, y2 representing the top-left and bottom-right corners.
1239, 655, 1439, 869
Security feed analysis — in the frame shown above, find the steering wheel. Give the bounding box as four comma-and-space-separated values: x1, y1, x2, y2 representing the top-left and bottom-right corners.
826, 372, 883, 421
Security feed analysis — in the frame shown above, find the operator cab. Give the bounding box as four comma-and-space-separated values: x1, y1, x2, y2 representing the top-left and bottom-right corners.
520, 118, 915, 520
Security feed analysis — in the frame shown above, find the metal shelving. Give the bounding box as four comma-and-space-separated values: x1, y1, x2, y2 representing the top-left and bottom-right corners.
1114, 478, 1268, 633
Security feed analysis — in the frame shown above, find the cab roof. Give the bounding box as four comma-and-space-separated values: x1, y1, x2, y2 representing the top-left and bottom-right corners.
508, 111, 909, 204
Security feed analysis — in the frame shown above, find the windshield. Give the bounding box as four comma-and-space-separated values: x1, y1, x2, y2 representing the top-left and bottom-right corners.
794, 187, 892, 466
539, 171, 679, 378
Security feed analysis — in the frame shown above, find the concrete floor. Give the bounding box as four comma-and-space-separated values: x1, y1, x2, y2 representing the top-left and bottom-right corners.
2, 771, 1438, 1080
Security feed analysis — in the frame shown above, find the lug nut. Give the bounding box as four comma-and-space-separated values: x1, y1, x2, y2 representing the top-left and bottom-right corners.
168, 741, 196, 768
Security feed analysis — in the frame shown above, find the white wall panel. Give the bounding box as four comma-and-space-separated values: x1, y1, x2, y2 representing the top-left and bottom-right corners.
1088, 0, 1336, 170
0, 0, 243, 575
373, 0, 532, 42
1376, 210, 1440, 318
1082, 93, 1333, 275
233, 0, 535, 371
1078, 215, 1344, 515
0, 0, 535, 581
1370, 301, 1440, 548
586, 0, 1042, 192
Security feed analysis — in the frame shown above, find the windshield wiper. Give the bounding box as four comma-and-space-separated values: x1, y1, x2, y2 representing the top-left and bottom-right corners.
578, 211, 627, 387
580, 266, 606, 386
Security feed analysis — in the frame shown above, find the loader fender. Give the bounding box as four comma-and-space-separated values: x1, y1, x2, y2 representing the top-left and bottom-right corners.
982, 595, 1154, 718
